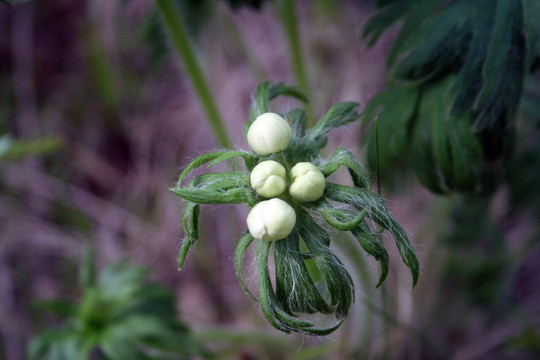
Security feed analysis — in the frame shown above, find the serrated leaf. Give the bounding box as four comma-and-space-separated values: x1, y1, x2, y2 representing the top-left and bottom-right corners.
386, 0, 448, 65
363, 0, 415, 46
389, 1, 472, 81
325, 183, 419, 287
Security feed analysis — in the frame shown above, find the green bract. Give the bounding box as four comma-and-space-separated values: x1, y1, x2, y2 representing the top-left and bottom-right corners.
289, 162, 325, 202
250, 160, 287, 198
171, 81, 419, 335
247, 112, 292, 156
247, 198, 296, 241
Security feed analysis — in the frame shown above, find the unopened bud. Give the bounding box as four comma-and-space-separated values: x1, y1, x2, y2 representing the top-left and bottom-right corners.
289, 162, 326, 202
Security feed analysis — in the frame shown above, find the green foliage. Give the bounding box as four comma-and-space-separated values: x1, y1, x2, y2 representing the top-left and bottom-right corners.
29, 254, 207, 360
0, 135, 63, 161
171, 82, 418, 335
363, 0, 536, 194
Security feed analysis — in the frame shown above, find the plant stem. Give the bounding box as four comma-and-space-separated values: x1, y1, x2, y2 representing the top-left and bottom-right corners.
335, 235, 374, 357
155, 0, 232, 149
374, 116, 390, 358
279, 0, 312, 124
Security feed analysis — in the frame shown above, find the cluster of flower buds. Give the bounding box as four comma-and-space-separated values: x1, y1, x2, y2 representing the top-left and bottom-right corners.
171, 81, 418, 335
246, 112, 326, 242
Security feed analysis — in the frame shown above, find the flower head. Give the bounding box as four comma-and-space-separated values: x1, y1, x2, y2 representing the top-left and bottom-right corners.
247, 112, 292, 156
246, 198, 296, 241
250, 160, 286, 198
171, 81, 419, 336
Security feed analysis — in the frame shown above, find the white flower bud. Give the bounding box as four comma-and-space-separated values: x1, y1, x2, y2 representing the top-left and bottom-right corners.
246, 198, 296, 241
289, 162, 326, 202
247, 112, 292, 156
250, 160, 287, 198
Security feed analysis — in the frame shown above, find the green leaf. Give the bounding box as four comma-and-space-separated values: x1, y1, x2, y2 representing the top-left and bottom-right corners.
389, 1, 472, 81
311, 200, 389, 287
268, 83, 308, 103
0, 135, 63, 161
171, 172, 257, 205
256, 239, 313, 333
299, 211, 354, 319
177, 150, 255, 186
350, 222, 389, 288
34, 300, 76, 318
449, 0, 494, 118
386, 0, 448, 65
314, 200, 367, 231
473, 0, 525, 130
234, 231, 256, 300
256, 238, 345, 336
325, 183, 419, 287
79, 244, 95, 288
178, 201, 199, 269
296, 102, 359, 161
275, 231, 332, 315
409, 85, 447, 194
318, 147, 371, 189
170, 186, 253, 204
30, 260, 205, 359
363, 0, 415, 46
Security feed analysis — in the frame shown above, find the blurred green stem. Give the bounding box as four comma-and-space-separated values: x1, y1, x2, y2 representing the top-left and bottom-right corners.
155, 0, 232, 149
278, 0, 312, 124
335, 235, 373, 357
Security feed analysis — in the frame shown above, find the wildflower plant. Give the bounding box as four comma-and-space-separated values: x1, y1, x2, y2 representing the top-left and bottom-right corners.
170, 81, 419, 335
29, 253, 207, 360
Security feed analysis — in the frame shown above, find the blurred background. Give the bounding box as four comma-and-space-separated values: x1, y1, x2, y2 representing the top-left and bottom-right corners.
1, 0, 539, 359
